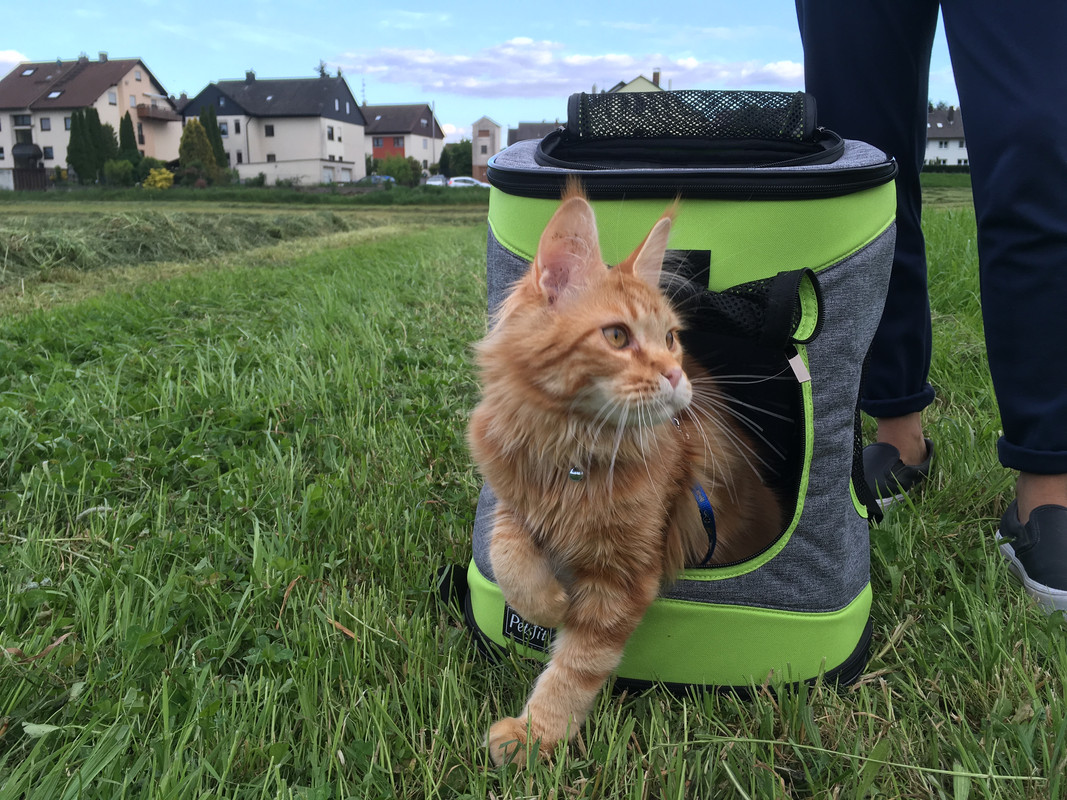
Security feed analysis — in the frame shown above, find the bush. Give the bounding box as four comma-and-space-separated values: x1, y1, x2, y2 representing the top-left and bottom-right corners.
136, 157, 167, 183
245, 173, 267, 188
103, 159, 136, 187
143, 167, 175, 190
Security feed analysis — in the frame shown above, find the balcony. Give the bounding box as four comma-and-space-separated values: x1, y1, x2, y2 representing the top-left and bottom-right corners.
136, 104, 181, 122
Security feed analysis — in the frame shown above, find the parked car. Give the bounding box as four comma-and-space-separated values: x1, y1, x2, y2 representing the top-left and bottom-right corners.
354, 174, 396, 186
424, 175, 448, 186
447, 176, 490, 188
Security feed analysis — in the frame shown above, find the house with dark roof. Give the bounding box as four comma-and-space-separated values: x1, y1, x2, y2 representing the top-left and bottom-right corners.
181, 71, 366, 185
925, 106, 968, 167
505, 121, 560, 148
0, 52, 180, 189
362, 103, 444, 171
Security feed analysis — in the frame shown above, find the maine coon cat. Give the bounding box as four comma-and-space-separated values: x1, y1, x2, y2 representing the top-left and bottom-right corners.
468, 183, 783, 766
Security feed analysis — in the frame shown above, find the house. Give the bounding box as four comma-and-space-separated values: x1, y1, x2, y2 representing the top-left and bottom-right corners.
362, 103, 444, 171
925, 106, 968, 167
606, 70, 666, 93
506, 121, 560, 147
471, 116, 501, 182
181, 71, 366, 185
0, 52, 181, 190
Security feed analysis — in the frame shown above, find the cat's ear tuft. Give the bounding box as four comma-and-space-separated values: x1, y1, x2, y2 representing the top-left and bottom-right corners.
626, 215, 673, 288
533, 195, 603, 305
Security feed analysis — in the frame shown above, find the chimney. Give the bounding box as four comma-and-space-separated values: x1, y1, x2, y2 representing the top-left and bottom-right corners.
99, 51, 108, 62
652, 69, 661, 88
246, 70, 256, 82
947, 106, 955, 123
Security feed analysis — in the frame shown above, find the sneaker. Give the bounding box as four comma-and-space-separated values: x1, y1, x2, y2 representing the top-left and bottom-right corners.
996, 501, 1067, 613
862, 438, 934, 508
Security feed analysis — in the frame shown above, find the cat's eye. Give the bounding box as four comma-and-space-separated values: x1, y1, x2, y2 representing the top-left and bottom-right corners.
603, 326, 629, 349
666, 330, 676, 348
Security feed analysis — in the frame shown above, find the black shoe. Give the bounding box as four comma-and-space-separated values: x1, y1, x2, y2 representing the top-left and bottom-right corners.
996, 501, 1067, 613
862, 438, 934, 508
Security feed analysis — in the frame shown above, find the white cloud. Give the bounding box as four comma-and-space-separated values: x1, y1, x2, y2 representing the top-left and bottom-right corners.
0, 50, 28, 78
340, 38, 801, 101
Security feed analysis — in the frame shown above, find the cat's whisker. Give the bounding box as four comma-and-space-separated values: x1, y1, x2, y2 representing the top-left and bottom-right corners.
689, 389, 789, 462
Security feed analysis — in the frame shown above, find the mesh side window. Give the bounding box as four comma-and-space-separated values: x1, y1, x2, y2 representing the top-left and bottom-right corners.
567, 90, 814, 143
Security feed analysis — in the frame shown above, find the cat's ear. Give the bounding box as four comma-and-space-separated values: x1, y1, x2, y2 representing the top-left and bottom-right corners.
621, 215, 673, 288
533, 195, 603, 305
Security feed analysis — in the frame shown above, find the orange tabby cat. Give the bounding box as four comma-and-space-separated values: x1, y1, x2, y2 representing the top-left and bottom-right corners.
468, 184, 783, 766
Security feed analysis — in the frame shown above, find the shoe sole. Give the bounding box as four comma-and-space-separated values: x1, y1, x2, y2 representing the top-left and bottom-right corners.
875, 492, 908, 511
996, 530, 1067, 613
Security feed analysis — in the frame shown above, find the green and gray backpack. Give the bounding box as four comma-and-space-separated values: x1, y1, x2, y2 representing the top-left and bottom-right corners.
443, 90, 896, 690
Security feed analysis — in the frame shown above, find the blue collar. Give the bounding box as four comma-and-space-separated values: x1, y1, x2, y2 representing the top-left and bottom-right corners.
690, 484, 717, 566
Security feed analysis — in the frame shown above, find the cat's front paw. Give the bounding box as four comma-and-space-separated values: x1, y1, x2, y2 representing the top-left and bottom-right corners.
488, 717, 528, 766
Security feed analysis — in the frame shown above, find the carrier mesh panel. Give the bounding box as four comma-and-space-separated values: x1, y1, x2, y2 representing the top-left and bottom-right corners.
667, 272, 803, 345
567, 90, 813, 143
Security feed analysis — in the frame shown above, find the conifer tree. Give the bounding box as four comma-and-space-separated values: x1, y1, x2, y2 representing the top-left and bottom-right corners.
83, 107, 105, 181
199, 105, 227, 172
119, 112, 141, 165
179, 118, 217, 183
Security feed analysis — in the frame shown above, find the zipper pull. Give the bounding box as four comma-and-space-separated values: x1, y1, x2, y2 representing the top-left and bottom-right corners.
787, 345, 811, 383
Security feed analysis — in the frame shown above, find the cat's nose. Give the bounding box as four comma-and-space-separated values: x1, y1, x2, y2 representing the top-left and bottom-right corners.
663, 367, 683, 388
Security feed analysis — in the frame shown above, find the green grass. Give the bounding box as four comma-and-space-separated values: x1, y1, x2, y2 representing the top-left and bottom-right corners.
2, 197, 1065, 798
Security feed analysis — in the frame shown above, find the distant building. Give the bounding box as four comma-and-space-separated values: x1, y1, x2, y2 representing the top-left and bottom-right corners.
471, 116, 501, 181
925, 106, 968, 167
606, 70, 666, 93
181, 71, 366, 186
506, 121, 560, 147
0, 53, 180, 190
363, 103, 445, 171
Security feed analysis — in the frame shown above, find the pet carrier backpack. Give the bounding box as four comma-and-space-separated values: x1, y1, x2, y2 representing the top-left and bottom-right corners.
443, 90, 897, 690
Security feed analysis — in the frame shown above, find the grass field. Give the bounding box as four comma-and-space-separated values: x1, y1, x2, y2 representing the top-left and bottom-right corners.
2, 185, 1065, 799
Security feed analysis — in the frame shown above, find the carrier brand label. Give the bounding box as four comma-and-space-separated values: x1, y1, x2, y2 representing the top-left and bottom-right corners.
502, 605, 554, 652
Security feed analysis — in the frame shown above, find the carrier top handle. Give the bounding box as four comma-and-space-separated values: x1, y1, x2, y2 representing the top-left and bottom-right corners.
536, 90, 843, 170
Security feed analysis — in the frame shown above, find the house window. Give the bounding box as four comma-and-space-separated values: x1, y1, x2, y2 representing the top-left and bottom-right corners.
938, 141, 949, 149
108, 90, 117, 105
64, 117, 72, 130
393, 137, 404, 147
40, 118, 51, 131
959, 140, 966, 148
130, 95, 136, 107
327, 126, 334, 140
479, 129, 489, 137
957, 158, 969, 166
373, 137, 383, 147
135, 70, 142, 81
43, 147, 54, 160
137, 123, 144, 145
481, 145, 488, 154
236, 151, 243, 164
266, 153, 276, 162
218, 97, 225, 107
328, 155, 335, 161
421, 118, 428, 128
345, 101, 350, 114
265, 124, 274, 137
219, 122, 228, 136
234, 120, 240, 134
13, 115, 31, 126
335, 99, 339, 111
0, 148, 4, 160
48, 90, 63, 99
21, 68, 35, 76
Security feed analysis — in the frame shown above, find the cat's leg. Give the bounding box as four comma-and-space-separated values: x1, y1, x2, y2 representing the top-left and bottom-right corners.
488, 506, 568, 628
488, 571, 659, 766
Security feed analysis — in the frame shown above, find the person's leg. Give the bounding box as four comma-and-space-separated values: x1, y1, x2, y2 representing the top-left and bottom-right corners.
796, 0, 940, 469
940, 0, 1067, 521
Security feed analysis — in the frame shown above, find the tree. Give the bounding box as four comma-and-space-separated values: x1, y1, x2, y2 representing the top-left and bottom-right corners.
99, 123, 120, 164
199, 105, 227, 172
118, 112, 141, 165
178, 118, 217, 184
379, 154, 419, 187
438, 140, 472, 178
66, 109, 92, 183
83, 107, 106, 180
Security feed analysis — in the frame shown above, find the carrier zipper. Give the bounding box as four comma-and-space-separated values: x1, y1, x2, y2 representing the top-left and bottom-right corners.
486, 161, 897, 201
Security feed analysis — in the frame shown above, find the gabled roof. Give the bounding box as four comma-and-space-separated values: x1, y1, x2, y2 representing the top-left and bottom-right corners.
210, 76, 364, 123
507, 121, 561, 146
0, 55, 167, 111
362, 103, 444, 139
927, 107, 965, 139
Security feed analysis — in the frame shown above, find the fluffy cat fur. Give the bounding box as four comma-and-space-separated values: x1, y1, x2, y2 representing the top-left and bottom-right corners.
468, 184, 782, 766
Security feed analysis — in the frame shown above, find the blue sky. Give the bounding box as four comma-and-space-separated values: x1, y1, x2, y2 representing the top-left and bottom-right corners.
1, 0, 959, 144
